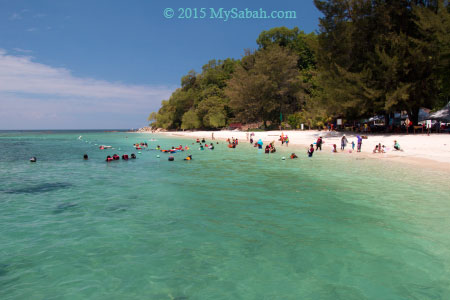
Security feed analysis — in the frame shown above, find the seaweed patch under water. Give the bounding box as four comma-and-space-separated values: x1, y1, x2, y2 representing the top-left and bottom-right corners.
3, 182, 72, 194
53, 202, 78, 214
106, 204, 130, 212
0, 264, 9, 277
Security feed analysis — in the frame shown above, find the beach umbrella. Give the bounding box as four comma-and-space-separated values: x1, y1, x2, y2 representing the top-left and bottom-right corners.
428, 102, 450, 122
257, 139, 263, 145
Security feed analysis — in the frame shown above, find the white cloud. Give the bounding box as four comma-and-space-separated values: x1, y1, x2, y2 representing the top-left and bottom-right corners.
9, 13, 22, 20
0, 50, 174, 129
26, 27, 37, 32
13, 48, 33, 53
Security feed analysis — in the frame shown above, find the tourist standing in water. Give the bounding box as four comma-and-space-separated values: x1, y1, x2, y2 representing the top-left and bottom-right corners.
341, 135, 348, 150
316, 137, 323, 151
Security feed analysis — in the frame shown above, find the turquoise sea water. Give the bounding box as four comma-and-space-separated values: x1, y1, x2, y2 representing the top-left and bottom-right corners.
1, 131, 450, 300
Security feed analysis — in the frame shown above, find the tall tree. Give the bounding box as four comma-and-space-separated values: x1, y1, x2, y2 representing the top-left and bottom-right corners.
314, 0, 447, 124
226, 44, 301, 127
257, 26, 317, 70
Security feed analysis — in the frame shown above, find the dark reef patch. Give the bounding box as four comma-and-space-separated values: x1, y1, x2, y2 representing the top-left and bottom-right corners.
3, 182, 72, 194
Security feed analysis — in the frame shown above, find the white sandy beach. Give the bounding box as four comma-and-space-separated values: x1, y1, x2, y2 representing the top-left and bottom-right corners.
155, 130, 450, 170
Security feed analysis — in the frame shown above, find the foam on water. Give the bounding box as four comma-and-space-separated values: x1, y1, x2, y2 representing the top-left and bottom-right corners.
1, 131, 450, 299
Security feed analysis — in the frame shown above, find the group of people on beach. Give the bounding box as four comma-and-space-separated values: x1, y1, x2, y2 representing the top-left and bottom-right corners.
280, 134, 289, 146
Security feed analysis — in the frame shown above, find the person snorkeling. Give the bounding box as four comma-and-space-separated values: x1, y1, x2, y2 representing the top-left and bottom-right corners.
184, 155, 193, 161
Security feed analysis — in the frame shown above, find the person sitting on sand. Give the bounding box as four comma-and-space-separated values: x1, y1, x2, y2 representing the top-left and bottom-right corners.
290, 153, 298, 159
373, 145, 379, 153
378, 143, 383, 153
308, 144, 315, 157
394, 140, 402, 151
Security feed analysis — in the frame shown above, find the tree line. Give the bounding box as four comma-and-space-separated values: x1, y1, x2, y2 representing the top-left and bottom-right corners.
149, 0, 449, 130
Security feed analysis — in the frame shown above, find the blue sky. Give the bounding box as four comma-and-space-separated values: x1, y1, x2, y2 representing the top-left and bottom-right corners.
0, 0, 321, 129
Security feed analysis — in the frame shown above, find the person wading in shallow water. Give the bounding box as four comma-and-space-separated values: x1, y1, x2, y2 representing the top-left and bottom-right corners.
341, 135, 348, 151
308, 144, 315, 157
316, 137, 323, 151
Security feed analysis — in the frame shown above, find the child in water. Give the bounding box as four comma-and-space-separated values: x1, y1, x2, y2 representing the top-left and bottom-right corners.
308, 144, 314, 157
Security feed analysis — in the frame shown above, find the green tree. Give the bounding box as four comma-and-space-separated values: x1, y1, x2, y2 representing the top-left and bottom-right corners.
226, 44, 301, 127
314, 0, 447, 124
181, 110, 201, 130
257, 26, 317, 70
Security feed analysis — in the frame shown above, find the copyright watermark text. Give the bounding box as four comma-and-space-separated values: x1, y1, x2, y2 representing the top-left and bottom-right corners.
163, 8, 297, 21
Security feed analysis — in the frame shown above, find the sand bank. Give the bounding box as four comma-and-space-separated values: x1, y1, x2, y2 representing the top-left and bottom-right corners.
155, 130, 450, 171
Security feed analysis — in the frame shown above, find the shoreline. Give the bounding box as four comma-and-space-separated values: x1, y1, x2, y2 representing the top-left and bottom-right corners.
147, 130, 450, 173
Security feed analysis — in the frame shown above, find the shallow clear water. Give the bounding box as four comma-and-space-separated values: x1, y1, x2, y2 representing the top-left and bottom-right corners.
1, 131, 449, 299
